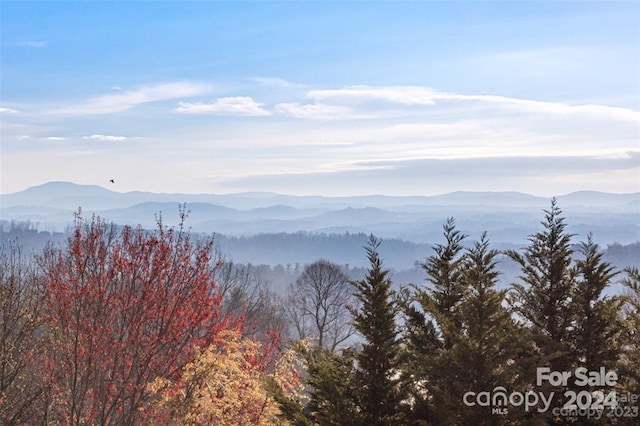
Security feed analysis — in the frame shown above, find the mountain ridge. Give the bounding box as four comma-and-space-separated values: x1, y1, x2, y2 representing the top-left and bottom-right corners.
4, 181, 638, 210
1, 182, 638, 246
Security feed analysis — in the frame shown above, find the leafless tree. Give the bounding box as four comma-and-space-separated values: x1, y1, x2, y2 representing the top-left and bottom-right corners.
287, 260, 355, 352
0, 240, 46, 425
213, 256, 289, 343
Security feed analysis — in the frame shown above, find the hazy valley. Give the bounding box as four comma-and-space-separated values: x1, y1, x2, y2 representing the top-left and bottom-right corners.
2, 182, 638, 295
3, 182, 638, 245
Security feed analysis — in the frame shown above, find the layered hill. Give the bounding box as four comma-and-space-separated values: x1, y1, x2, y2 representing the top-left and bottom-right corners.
1, 182, 638, 246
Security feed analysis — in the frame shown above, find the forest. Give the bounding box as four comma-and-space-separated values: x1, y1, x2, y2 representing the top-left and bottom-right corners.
0, 200, 639, 425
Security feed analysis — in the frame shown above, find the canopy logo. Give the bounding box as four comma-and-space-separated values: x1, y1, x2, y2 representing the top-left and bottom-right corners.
462, 387, 553, 414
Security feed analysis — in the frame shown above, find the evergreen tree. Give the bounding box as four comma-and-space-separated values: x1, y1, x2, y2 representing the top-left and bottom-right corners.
451, 233, 524, 425
350, 235, 404, 425
400, 218, 468, 424
303, 347, 359, 426
506, 199, 576, 374
398, 297, 439, 424
402, 226, 526, 425
570, 235, 623, 373
620, 266, 640, 396
421, 217, 467, 342
506, 199, 579, 424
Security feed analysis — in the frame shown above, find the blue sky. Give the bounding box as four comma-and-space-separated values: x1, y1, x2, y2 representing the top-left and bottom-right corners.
1, 1, 638, 196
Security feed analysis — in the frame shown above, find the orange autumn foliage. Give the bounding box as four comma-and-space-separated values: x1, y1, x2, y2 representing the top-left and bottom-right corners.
147, 329, 304, 425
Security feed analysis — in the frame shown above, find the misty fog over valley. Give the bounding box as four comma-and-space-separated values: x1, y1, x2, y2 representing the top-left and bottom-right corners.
2, 181, 638, 295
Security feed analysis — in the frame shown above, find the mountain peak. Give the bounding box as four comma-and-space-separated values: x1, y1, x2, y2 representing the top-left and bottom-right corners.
12, 181, 115, 195
2, 181, 120, 210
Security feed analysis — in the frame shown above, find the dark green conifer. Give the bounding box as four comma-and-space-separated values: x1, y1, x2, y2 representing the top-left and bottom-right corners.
401, 219, 530, 424
570, 235, 623, 373
620, 266, 640, 396
304, 347, 359, 426
451, 233, 524, 425
350, 235, 404, 426
420, 217, 468, 342
400, 218, 468, 424
506, 199, 576, 374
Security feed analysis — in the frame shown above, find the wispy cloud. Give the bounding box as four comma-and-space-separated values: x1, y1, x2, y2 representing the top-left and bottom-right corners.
303, 85, 640, 122
51, 82, 211, 115
83, 134, 127, 142
175, 96, 271, 116
45, 136, 66, 141
0, 107, 19, 114
17, 41, 47, 48
439, 93, 640, 122
4, 79, 637, 196
223, 152, 640, 196
275, 102, 353, 120
308, 86, 439, 106
248, 77, 305, 88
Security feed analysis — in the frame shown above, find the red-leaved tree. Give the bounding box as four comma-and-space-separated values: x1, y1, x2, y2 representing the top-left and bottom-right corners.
36, 210, 228, 425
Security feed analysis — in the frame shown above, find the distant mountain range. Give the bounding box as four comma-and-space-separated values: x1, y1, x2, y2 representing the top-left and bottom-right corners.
1, 181, 639, 246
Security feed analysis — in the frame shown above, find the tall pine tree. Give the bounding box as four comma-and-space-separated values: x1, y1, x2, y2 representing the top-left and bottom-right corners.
402, 225, 526, 425
507, 199, 576, 375
421, 217, 467, 343
506, 199, 579, 424
451, 233, 525, 424
570, 235, 623, 373
350, 235, 404, 426
400, 218, 468, 424
620, 266, 640, 397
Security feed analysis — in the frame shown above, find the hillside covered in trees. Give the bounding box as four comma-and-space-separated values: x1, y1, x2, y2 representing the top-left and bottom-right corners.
2, 218, 639, 295
1, 201, 639, 425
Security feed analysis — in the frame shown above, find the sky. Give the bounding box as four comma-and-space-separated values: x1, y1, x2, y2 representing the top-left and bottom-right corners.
1, 1, 639, 197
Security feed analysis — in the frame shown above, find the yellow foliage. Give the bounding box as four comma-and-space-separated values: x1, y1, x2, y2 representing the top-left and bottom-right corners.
147, 330, 303, 425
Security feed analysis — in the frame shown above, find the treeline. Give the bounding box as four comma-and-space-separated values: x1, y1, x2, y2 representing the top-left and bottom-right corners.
3, 219, 639, 293
1, 201, 639, 424
214, 232, 432, 270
